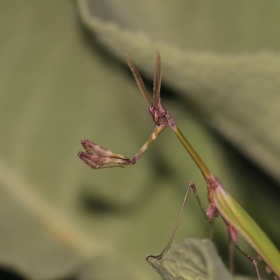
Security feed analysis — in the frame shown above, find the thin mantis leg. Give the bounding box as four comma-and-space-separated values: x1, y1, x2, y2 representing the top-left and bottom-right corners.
190, 181, 210, 222
146, 181, 211, 260
209, 219, 215, 241
187, 183, 217, 244
234, 242, 261, 280
129, 124, 167, 164
228, 238, 234, 275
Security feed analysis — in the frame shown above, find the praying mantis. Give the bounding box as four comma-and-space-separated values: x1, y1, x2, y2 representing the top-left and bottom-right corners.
78, 53, 280, 279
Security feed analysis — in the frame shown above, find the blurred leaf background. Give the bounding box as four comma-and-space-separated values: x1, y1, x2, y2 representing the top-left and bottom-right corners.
0, 1, 280, 279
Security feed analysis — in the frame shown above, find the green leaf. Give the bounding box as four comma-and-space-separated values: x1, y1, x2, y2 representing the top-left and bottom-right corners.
147, 238, 234, 280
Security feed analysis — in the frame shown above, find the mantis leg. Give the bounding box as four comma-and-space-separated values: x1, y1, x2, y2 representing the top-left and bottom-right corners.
228, 238, 234, 275
189, 181, 210, 222
189, 181, 215, 240
146, 181, 211, 260
232, 241, 261, 280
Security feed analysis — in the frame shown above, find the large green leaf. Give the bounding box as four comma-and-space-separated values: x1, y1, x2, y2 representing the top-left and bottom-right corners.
147, 239, 234, 280
0, 1, 279, 279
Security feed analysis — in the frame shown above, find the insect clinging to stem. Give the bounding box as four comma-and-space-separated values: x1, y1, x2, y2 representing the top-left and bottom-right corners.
78, 52, 280, 279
